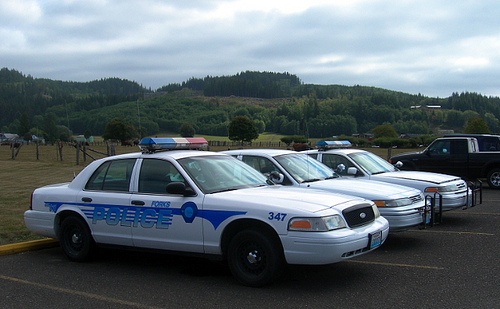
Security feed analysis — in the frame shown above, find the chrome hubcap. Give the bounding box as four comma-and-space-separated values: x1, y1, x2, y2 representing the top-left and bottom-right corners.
492, 172, 500, 186
71, 233, 81, 244
246, 250, 260, 264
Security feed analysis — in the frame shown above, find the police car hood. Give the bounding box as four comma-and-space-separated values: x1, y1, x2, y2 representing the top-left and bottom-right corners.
374, 170, 462, 185
302, 178, 420, 200
212, 186, 368, 213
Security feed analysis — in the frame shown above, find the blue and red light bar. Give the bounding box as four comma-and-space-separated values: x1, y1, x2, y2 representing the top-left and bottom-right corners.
139, 137, 208, 152
316, 140, 352, 149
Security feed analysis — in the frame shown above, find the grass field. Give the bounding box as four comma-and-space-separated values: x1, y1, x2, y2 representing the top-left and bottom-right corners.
0, 139, 412, 246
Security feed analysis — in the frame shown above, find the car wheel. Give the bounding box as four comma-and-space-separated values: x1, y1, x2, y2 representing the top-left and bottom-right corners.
227, 228, 284, 287
487, 168, 500, 189
60, 216, 95, 262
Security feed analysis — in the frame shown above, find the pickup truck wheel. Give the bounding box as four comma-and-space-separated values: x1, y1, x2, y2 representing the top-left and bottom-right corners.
487, 168, 500, 189
60, 216, 95, 262
227, 229, 284, 287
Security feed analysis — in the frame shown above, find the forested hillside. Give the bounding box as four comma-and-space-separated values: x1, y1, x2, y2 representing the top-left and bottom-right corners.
1, 67, 499, 143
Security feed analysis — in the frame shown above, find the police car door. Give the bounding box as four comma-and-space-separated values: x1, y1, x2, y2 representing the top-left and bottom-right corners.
77, 158, 136, 246
131, 158, 204, 253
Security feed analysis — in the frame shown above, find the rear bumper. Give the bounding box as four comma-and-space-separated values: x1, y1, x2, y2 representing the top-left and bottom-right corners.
24, 210, 58, 239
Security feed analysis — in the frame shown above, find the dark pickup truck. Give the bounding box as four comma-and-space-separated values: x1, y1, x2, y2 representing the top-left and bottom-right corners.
443, 134, 500, 151
390, 136, 500, 189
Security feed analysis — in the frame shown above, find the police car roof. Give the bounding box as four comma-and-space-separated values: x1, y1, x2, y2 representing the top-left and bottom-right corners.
316, 140, 352, 148
138, 137, 208, 153
223, 148, 298, 157
302, 148, 364, 156
87, 150, 222, 163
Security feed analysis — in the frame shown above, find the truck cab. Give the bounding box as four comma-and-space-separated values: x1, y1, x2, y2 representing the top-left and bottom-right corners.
406, 137, 479, 175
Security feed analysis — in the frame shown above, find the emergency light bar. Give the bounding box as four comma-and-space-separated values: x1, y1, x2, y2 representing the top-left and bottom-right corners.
316, 140, 352, 150
139, 137, 208, 153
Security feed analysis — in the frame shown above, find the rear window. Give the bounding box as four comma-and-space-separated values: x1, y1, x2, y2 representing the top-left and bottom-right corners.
85, 159, 136, 192
477, 137, 500, 151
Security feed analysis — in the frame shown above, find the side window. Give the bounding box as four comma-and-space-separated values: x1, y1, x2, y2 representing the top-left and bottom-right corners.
85, 159, 136, 192
322, 154, 353, 175
429, 140, 450, 155
241, 155, 293, 185
480, 137, 499, 151
138, 159, 185, 194
307, 153, 318, 160
241, 156, 278, 175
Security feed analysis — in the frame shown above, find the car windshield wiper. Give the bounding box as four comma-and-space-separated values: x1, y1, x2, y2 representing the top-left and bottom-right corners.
302, 178, 322, 183
210, 184, 267, 194
325, 175, 339, 179
209, 188, 238, 194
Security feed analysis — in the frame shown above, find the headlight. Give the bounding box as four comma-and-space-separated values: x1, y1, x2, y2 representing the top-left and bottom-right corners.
373, 196, 416, 207
288, 215, 346, 232
425, 184, 458, 193
371, 204, 381, 218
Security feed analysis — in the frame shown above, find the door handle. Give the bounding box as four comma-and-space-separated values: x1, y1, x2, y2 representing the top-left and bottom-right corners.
131, 200, 145, 206
81, 197, 92, 203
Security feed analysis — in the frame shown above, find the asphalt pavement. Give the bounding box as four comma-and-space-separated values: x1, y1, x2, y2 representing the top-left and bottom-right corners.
1, 188, 499, 308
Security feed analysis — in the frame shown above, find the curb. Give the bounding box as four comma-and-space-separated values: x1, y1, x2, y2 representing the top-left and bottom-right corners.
0, 238, 59, 256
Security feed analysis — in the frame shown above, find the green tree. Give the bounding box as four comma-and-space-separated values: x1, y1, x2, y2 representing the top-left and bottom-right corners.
57, 125, 72, 141
280, 135, 307, 146
84, 129, 92, 139
464, 117, 490, 134
18, 112, 31, 138
372, 124, 398, 138
44, 113, 59, 143
228, 116, 259, 144
483, 113, 499, 133
179, 123, 195, 137
102, 118, 138, 142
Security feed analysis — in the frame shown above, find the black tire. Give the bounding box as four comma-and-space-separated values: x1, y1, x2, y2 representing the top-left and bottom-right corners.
60, 216, 95, 262
227, 228, 284, 287
487, 168, 500, 189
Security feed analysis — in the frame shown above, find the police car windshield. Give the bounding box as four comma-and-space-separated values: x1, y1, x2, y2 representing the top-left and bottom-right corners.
178, 155, 268, 194
274, 153, 338, 183
349, 152, 397, 175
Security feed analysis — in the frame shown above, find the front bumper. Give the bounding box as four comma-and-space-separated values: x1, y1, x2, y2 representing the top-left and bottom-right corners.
379, 202, 425, 232
281, 216, 389, 265
426, 191, 468, 211
427, 187, 480, 212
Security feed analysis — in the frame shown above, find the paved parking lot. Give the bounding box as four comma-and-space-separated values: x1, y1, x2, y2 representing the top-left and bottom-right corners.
1, 188, 499, 308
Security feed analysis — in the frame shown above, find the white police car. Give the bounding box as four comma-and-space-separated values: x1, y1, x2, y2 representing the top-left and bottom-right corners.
304, 141, 476, 212
223, 148, 429, 232
24, 137, 389, 287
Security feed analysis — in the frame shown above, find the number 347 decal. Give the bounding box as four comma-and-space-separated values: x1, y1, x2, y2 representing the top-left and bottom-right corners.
268, 212, 287, 221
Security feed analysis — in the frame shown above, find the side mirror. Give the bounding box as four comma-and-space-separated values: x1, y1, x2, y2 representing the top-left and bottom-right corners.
394, 161, 403, 168
268, 171, 284, 184
166, 182, 196, 196
347, 167, 358, 175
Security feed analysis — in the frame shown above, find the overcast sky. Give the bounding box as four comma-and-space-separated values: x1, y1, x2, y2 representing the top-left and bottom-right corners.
1, 0, 499, 98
